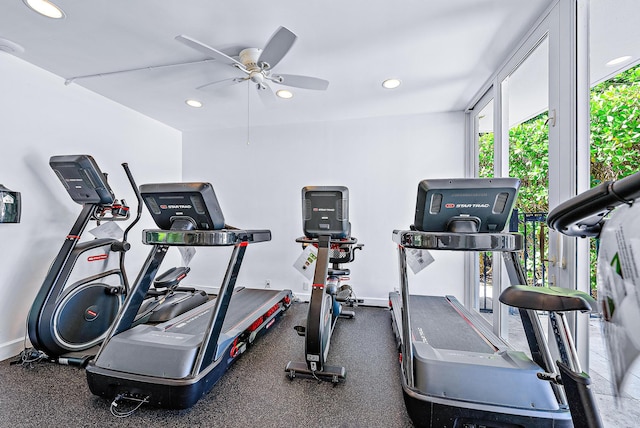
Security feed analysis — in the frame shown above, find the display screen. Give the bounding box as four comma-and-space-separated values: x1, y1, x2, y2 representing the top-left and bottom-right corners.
302, 186, 350, 238
414, 178, 520, 233
141, 182, 225, 231
49, 154, 115, 205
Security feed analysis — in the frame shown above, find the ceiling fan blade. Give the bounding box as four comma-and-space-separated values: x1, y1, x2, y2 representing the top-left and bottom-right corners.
272, 74, 329, 90
175, 35, 246, 70
64, 59, 215, 85
256, 82, 276, 105
196, 77, 246, 91
258, 27, 297, 70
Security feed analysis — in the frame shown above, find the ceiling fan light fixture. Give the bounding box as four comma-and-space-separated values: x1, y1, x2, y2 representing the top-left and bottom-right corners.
605, 55, 632, 67
23, 0, 65, 19
382, 78, 401, 89
185, 99, 203, 108
276, 89, 293, 99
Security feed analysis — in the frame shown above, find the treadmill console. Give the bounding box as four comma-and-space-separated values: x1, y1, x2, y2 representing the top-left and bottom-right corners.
414, 178, 520, 233
302, 186, 350, 238
50, 154, 115, 205
141, 182, 225, 231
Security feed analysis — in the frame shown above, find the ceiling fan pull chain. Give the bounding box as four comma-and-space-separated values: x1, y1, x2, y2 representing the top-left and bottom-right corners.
247, 80, 251, 145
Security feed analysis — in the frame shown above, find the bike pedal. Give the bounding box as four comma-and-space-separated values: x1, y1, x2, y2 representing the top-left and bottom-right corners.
336, 286, 353, 302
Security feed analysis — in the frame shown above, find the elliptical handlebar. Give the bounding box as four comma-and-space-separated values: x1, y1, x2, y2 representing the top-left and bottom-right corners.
547, 171, 640, 238
92, 200, 130, 222
117, 162, 143, 292
120, 162, 143, 243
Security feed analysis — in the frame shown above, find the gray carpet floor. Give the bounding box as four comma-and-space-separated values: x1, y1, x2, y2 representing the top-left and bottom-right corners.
0, 303, 414, 427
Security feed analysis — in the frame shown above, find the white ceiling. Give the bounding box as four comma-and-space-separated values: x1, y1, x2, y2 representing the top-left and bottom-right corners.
0, 0, 638, 132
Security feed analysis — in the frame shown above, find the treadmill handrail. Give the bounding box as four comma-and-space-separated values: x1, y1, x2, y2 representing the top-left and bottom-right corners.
143, 229, 272, 246
392, 230, 522, 252
547, 171, 640, 237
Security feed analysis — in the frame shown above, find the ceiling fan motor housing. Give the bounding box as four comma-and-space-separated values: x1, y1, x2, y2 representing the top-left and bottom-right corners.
239, 48, 263, 70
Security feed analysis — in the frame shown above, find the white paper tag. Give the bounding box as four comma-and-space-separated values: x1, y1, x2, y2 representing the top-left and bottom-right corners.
293, 245, 318, 280
406, 248, 434, 275
179, 247, 196, 266
88, 221, 124, 240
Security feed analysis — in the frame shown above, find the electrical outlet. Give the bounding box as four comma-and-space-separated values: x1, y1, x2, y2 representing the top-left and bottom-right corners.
302, 282, 308, 291
265, 279, 271, 288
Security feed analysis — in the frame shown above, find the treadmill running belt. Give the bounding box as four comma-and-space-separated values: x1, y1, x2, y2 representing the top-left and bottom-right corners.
164, 288, 281, 335
409, 295, 495, 353
222, 288, 281, 331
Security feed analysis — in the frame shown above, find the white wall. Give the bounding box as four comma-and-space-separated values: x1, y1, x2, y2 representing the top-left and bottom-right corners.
182, 112, 466, 305
0, 53, 466, 361
0, 54, 182, 361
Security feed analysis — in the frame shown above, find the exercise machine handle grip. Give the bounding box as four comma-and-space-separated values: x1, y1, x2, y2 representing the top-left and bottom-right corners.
547, 170, 640, 238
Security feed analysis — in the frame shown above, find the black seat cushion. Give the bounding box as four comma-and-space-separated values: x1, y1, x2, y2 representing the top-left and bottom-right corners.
499, 284, 596, 313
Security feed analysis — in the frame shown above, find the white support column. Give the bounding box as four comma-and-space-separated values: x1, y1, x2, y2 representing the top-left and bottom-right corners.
492, 78, 511, 339
547, 0, 591, 368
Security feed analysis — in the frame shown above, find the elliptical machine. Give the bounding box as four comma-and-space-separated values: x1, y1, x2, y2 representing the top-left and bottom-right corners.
24, 155, 207, 366
285, 186, 363, 383
25, 155, 136, 365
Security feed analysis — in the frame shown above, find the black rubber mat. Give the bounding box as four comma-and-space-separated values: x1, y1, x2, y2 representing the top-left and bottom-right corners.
2, 304, 414, 427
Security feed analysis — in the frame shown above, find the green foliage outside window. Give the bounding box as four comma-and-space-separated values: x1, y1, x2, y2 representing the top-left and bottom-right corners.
478, 63, 640, 291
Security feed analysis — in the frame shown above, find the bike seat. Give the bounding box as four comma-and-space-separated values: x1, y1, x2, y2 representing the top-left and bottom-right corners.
499, 284, 596, 313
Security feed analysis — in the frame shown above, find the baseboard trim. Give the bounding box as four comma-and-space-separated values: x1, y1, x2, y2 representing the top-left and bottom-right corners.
293, 293, 388, 308
1, 337, 25, 363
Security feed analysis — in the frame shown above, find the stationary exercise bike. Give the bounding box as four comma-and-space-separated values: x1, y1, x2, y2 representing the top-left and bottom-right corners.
23, 155, 207, 366
286, 186, 363, 383
499, 171, 640, 427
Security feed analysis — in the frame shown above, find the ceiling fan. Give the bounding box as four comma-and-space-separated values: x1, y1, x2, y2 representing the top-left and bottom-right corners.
175, 26, 329, 102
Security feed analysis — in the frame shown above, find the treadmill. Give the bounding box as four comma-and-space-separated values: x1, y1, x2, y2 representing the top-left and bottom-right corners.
389, 178, 572, 428
86, 182, 293, 410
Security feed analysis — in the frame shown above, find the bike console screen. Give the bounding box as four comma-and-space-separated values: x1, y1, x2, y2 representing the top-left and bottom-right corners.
302, 186, 350, 239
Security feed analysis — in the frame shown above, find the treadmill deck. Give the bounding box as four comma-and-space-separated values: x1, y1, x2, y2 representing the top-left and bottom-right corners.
94, 288, 289, 379
389, 291, 565, 414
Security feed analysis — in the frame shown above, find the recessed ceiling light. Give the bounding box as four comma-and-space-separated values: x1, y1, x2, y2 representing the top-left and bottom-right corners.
606, 56, 632, 67
185, 99, 203, 108
23, 0, 65, 19
276, 89, 293, 99
382, 79, 401, 89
